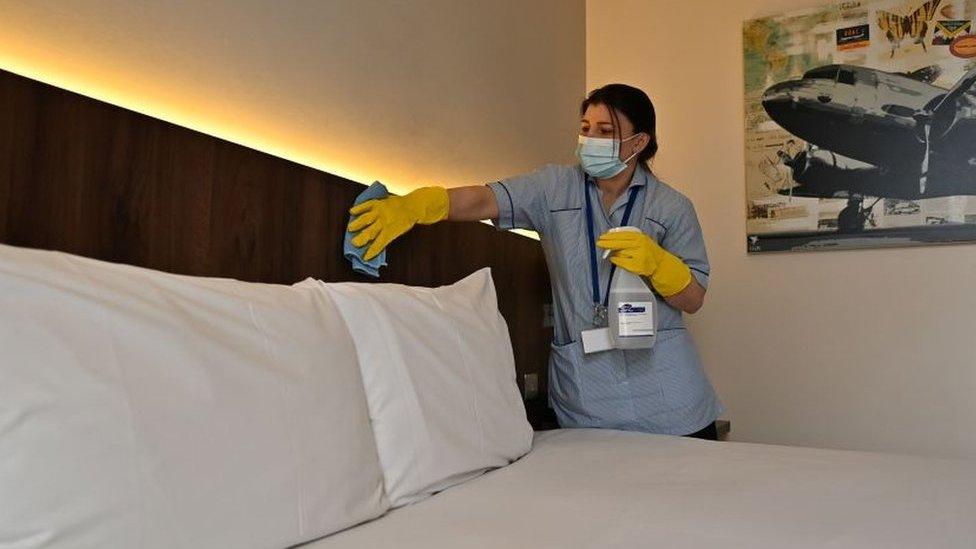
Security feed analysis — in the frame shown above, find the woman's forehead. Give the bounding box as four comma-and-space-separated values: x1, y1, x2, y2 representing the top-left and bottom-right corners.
581, 103, 632, 128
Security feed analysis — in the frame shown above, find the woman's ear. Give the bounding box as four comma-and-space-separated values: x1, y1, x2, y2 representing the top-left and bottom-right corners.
636, 132, 651, 154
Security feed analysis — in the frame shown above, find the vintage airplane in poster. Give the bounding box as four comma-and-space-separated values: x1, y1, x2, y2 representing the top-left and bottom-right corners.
761, 63, 976, 231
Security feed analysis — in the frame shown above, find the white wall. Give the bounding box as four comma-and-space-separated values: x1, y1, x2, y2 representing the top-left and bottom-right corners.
588, 0, 976, 459
0, 0, 585, 194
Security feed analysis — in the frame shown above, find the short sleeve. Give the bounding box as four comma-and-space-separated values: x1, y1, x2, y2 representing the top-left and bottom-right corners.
487, 165, 556, 234
661, 198, 711, 289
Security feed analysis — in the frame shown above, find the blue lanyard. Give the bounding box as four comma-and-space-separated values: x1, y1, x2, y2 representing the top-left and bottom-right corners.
584, 178, 641, 313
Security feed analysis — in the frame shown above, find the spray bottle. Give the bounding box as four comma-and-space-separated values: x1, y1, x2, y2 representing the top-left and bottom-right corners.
605, 226, 657, 350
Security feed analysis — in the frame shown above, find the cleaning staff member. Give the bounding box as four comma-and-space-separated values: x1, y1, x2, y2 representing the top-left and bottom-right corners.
348, 84, 723, 439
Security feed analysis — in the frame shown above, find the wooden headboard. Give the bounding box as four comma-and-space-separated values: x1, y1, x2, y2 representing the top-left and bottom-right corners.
0, 68, 554, 424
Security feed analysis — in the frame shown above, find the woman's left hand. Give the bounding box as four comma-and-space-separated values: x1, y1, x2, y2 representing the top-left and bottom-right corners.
596, 231, 692, 297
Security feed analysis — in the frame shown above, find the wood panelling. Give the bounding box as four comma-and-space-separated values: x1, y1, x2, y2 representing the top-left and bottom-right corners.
0, 68, 554, 421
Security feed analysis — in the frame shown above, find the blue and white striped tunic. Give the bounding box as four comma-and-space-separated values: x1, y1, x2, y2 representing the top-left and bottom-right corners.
488, 164, 723, 435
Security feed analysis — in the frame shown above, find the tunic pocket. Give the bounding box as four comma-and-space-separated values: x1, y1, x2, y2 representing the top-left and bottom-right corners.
548, 340, 583, 418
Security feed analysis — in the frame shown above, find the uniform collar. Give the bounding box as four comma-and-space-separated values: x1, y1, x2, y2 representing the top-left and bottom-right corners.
586, 165, 652, 218
585, 164, 651, 191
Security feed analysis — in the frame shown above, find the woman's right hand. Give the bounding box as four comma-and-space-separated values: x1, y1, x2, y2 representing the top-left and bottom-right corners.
347, 186, 450, 260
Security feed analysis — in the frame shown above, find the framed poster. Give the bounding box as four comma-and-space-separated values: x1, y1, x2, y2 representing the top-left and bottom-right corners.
744, 0, 976, 252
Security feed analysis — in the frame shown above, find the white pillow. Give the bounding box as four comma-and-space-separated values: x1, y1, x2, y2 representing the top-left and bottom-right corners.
0, 244, 388, 549
304, 268, 533, 507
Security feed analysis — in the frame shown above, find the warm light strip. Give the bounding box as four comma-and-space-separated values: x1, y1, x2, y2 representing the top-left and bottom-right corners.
504, 227, 539, 239
0, 57, 540, 241
0, 55, 400, 192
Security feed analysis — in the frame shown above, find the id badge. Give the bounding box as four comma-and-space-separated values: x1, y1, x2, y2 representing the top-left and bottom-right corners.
582, 327, 613, 354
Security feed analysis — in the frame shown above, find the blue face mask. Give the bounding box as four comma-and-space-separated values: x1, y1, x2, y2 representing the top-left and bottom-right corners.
576, 134, 642, 179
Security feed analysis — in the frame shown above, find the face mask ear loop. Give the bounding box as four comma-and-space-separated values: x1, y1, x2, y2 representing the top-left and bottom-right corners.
622, 132, 643, 165
623, 145, 640, 165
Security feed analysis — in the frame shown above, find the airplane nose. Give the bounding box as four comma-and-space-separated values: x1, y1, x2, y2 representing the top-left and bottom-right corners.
761, 81, 804, 125
761, 82, 802, 121
762, 82, 795, 104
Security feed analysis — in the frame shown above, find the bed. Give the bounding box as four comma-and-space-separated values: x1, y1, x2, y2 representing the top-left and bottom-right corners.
2, 68, 974, 549
309, 428, 976, 548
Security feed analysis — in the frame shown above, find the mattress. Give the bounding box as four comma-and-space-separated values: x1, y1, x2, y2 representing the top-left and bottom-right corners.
301, 428, 976, 548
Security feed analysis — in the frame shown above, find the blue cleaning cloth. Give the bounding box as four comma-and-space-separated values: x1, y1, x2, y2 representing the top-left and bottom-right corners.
344, 181, 389, 278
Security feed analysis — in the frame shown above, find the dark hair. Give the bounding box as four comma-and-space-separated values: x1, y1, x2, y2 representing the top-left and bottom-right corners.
579, 84, 658, 169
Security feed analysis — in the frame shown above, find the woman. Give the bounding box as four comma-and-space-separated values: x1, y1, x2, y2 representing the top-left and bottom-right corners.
348, 84, 724, 440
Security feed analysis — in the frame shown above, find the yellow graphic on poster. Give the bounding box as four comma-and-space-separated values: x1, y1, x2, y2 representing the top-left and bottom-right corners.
744, 0, 976, 252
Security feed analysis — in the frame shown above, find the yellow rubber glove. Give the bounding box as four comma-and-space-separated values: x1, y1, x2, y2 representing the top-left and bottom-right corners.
595, 230, 692, 297
347, 186, 450, 261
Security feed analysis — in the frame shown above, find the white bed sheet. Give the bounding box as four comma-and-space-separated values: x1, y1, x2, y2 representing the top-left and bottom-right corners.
302, 428, 976, 549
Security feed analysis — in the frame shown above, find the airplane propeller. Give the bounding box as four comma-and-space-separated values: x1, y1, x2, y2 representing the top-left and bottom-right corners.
919, 119, 930, 195
915, 66, 976, 196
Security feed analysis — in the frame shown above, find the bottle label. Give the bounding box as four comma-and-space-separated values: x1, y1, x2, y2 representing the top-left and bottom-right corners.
617, 301, 655, 337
